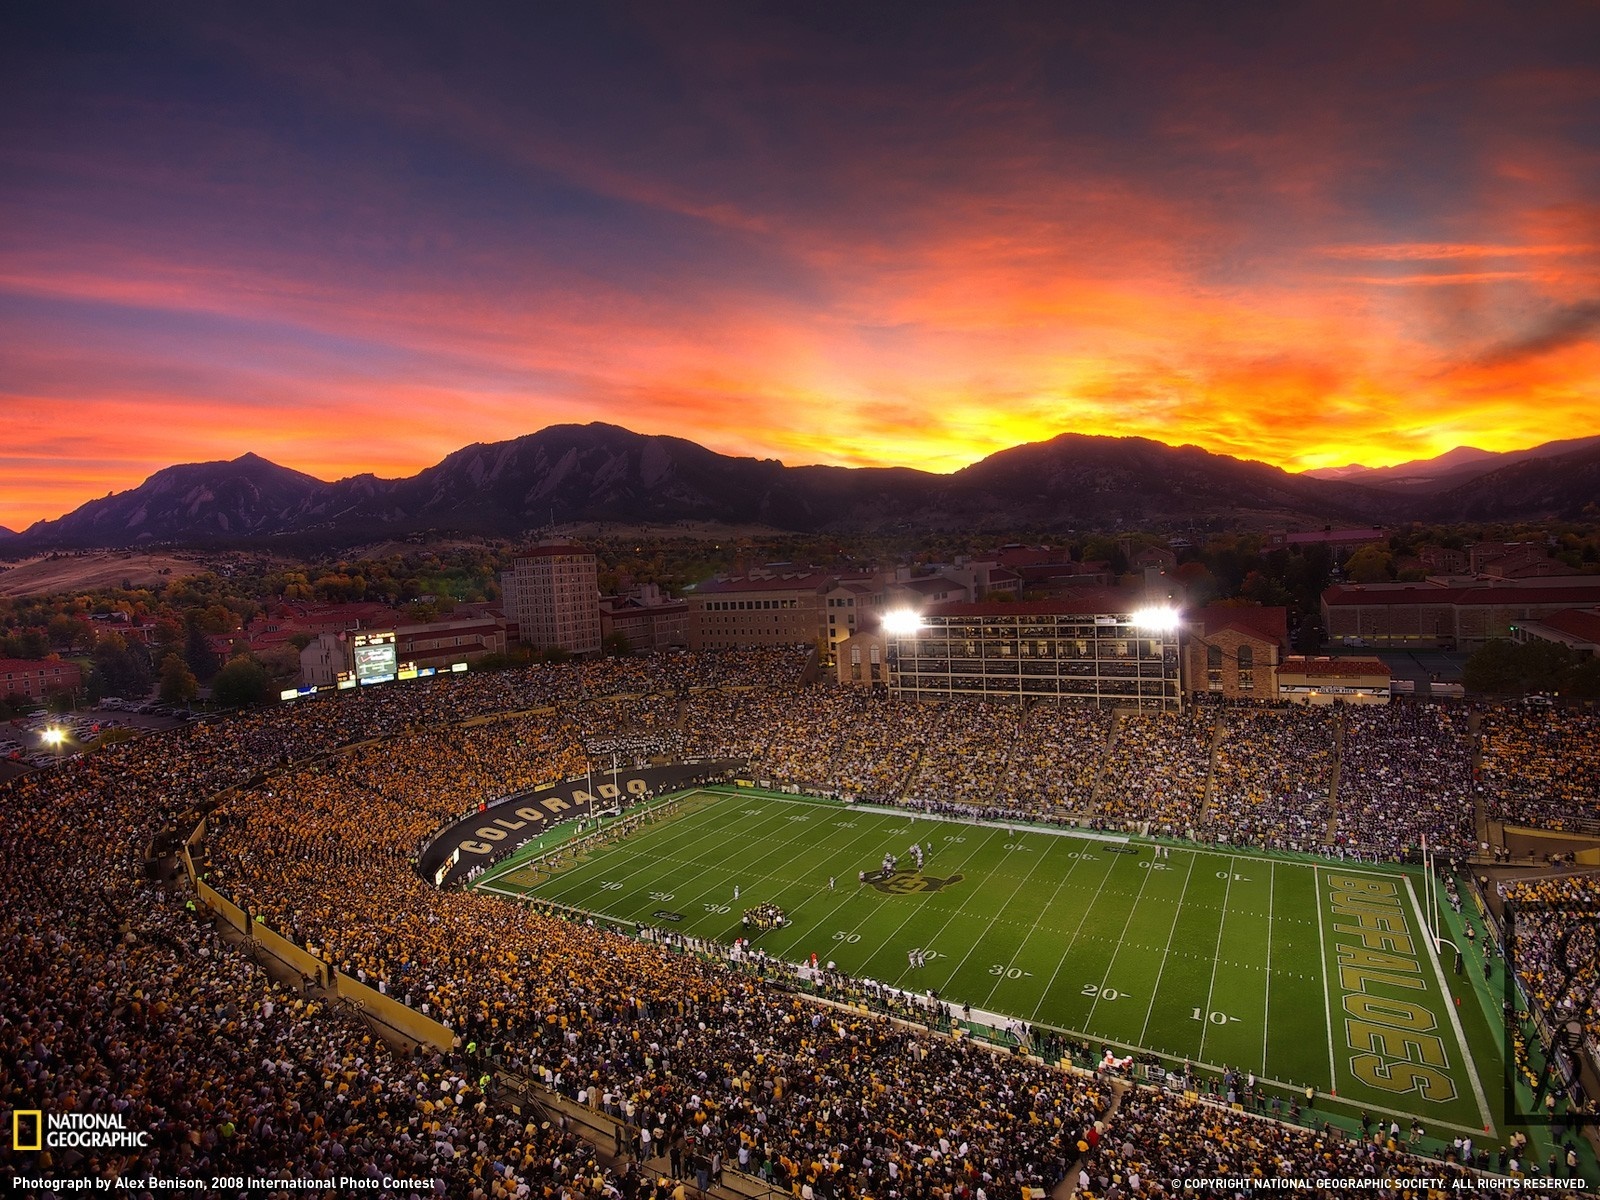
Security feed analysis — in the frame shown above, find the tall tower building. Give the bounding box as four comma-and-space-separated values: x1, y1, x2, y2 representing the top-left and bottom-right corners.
500, 542, 601, 656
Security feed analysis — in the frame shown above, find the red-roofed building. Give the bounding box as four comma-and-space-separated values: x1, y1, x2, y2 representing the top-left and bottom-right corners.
1322, 578, 1600, 649
599, 585, 689, 653
1265, 527, 1388, 551
687, 571, 833, 651
1184, 606, 1288, 700
1512, 608, 1600, 658
1277, 656, 1391, 705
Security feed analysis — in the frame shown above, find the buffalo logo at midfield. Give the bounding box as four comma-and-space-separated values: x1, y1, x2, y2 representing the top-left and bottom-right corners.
871, 871, 965, 896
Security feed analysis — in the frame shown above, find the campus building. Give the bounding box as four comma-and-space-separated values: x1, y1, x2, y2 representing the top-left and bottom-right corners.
884, 593, 1183, 709
1277, 656, 1391, 705
1322, 576, 1600, 650
0, 657, 83, 702
599, 585, 689, 653
1183, 606, 1288, 700
687, 571, 832, 651
500, 543, 601, 656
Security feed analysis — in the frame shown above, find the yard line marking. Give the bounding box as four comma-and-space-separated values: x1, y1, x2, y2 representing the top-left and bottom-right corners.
987, 833, 1101, 1003
654, 796, 899, 929
1404, 873, 1494, 1135
1136, 850, 1199, 1049
1313, 865, 1338, 1092
517, 789, 750, 902
1082, 844, 1165, 1028
1197, 855, 1236, 1062
971, 835, 1087, 1010
1027, 845, 1121, 1025
861, 825, 1010, 987
1263, 860, 1274, 1073
531, 790, 789, 906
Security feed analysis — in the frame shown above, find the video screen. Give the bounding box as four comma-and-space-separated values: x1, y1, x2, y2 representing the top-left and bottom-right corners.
353, 631, 396, 685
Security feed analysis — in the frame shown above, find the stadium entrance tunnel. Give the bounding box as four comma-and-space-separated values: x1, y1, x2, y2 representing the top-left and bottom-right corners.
417, 760, 745, 887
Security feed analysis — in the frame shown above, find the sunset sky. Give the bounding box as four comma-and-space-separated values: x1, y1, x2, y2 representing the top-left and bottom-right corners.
3, 1, 1599, 529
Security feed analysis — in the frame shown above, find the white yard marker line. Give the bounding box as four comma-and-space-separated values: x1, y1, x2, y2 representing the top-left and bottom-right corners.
932, 830, 1059, 997
1137, 850, 1199, 1048
640, 798, 891, 922
1197, 856, 1236, 1061
864, 825, 1011, 985
749, 809, 936, 940
1312, 865, 1339, 1092
1083, 845, 1164, 1029
1263, 860, 1275, 1072
532, 791, 784, 906
1404, 873, 1494, 1135
1028, 847, 1121, 1024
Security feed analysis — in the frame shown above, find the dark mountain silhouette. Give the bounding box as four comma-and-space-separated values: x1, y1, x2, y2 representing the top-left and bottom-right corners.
1426, 442, 1600, 521
1304, 434, 1600, 492
10, 421, 1585, 548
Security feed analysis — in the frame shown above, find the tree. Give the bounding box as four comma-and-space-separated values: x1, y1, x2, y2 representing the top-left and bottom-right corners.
211, 656, 272, 708
182, 614, 218, 681
91, 632, 153, 699
1463, 638, 1586, 697
1343, 545, 1394, 584
159, 653, 200, 706
602, 632, 634, 658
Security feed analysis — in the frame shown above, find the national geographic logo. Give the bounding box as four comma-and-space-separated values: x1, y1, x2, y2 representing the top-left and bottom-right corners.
871, 872, 964, 896
11, 1109, 150, 1150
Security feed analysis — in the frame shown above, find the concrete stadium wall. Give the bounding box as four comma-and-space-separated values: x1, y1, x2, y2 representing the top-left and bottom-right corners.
337, 974, 455, 1051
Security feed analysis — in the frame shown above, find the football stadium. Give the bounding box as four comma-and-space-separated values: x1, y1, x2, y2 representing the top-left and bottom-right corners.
4, 647, 1598, 1196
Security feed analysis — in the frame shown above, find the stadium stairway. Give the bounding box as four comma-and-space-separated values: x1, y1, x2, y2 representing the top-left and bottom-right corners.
1467, 708, 1491, 846
1325, 706, 1348, 844
1194, 713, 1227, 827
1088, 709, 1128, 811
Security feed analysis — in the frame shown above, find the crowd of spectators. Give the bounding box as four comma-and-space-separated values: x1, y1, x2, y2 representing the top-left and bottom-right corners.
1337, 705, 1475, 856
1096, 711, 1215, 834
0, 715, 645, 1195
1201, 708, 1335, 853
1480, 710, 1600, 831
7, 653, 1599, 1191
1079, 1088, 1477, 1197
1501, 875, 1600, 1056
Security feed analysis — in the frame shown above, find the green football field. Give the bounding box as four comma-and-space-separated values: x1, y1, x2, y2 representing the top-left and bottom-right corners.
475, 786, 1500, 1136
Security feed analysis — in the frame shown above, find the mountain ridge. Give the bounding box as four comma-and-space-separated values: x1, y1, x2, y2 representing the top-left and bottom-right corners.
1303, 435, 1600, 491
10, 422, 1597, 549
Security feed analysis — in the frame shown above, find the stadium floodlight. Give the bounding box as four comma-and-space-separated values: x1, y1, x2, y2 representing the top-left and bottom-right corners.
1131, 606, 1181, 632
881, 609, 924, 636
40, 727, 66, 746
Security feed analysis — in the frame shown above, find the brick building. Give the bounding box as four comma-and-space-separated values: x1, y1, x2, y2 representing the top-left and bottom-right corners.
500, 543, 601, 656
1183, 606, 1288, 699
0, 658, 83, 702
1322, 577, 1600, 650
687, 571, 832, 651
599, 585, 689, 653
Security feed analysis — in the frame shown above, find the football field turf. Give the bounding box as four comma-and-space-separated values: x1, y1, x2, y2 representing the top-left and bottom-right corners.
475, 786, 1498, 1135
